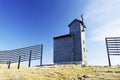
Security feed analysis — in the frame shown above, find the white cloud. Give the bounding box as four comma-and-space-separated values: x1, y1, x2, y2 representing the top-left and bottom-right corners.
91, 18, 120, 41
84, 0, 120, 42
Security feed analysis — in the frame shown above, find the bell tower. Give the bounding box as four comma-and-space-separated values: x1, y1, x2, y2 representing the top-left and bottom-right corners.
68, 15, 87, 64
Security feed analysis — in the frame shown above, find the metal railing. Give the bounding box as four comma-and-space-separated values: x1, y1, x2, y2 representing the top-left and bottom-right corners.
0, 44, 43, 69
105, 37, 120, 66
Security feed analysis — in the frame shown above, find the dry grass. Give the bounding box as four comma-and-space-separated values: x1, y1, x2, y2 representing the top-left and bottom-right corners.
0, 64, 120, 80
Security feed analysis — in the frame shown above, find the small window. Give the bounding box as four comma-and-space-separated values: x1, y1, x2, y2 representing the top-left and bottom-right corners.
83, 48, 85, 52
83, 40, 85, 44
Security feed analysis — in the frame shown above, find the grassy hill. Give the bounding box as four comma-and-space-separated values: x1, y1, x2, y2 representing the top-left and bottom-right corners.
0, 64, 120, 80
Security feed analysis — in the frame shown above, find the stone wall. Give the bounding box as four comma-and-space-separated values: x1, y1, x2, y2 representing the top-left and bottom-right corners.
54, 36, 73, 63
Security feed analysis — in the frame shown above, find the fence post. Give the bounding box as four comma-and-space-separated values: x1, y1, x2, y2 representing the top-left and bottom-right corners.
18, 56, 21, 69
28, 50, 32, 67
40, 44, 43, 66
105, 38, 111, 66
8, 61, 11, 69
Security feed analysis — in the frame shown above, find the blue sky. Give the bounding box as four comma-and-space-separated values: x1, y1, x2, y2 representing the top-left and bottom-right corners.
0, 0, 119, 66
